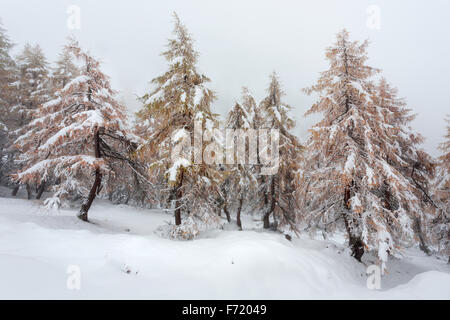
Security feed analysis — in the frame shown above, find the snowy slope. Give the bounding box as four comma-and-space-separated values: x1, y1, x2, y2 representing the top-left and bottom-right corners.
0, 196, 448, 299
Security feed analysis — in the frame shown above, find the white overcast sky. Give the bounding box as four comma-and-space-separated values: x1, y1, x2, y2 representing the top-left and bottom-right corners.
1, 0, 449, 156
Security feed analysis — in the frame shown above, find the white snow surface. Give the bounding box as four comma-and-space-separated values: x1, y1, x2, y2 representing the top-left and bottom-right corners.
0, 193, 448, 299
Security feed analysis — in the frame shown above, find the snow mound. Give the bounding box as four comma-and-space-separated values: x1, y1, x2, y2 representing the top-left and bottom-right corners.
0, 197, 448, 299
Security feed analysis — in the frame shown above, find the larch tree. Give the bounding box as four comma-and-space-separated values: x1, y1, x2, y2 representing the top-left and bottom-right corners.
36, 44, 80, 199
137, 13, 221, 239
434, 117, 450, 206
299, 30, 436, 272
370, 78, 437, 255
134, 107, 168, 207
215, 87, 258, 225
432, 117, 449, 262
12, 43, 51, 127
0, 21, 16, 127
18, 43, 81, 200
50, 45, 80, 91
0, 21, 17, 186
9, 43, 51, 198
224, 93, 258, 230
258, 72, 302, 235
14, 39, 137, 221
240, 87, 258, 129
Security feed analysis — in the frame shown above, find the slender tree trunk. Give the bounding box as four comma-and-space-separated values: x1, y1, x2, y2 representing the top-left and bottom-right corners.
26, 183, 32, 200
263, 210, 270, 229
237, 196, 243, 230
263, 177, 275, 229
78, 128, 102, 222
383, 181, 392, 211
133, 171, 146, 207
223, 203, 231, 223
343, 183, 364, 262
174, 170, 184, 226
79, 169, 102, 222
36, 181, 46, 200
11, 184, 19, 196
263, 176, 269, 207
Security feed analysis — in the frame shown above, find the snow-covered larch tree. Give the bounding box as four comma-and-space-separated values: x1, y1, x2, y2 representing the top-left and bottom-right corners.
138, 13, 221, 239
9, 43, 51, 198
432, 116, 449, 262
0, 22, 16, 127
50, 44, 80, 91
370, 78, 437, 255
0, 22, 17, 186
214, 87, 258, 225
15, 43, 81, 200
134, 108, 168, 207
299, 30, 436, 272
434, 117, 450, 207
14, 39, 136, 221
224, 96, 257, 229
12, 43, 50, 127
258, 72, 303, 235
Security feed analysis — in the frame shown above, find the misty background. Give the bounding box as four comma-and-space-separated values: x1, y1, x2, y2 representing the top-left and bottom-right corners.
1, 0, 449, 156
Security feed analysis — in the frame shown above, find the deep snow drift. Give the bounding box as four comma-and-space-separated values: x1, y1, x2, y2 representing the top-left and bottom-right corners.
0, 194, 448, 299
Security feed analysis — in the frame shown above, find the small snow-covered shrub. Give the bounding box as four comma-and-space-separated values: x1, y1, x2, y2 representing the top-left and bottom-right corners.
43, 195, 61, 210
155, 217, 200, 240
155, 202, 223, 240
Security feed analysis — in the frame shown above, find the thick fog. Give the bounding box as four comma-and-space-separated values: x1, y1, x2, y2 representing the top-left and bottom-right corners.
1, 0, 449, 155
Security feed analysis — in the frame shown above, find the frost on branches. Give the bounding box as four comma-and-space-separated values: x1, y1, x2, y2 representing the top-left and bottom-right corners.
50, 45, 80, 91
14, 39, 137, 221
258, 73, 303, 235
138, 13, 222, 239
6, 44, 51, 197
12, 44, 50, 125
299, 30, 437, 272
222, 88, 259, 230
432, 116, 450, 262
0, 22, 17, 186
12, 44, 81, 200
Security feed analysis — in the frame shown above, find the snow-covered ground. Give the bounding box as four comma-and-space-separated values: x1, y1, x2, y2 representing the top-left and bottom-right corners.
0, 191, 448, 299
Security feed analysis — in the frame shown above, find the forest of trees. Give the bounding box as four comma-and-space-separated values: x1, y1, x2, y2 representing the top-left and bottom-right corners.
0, 14, 448, 270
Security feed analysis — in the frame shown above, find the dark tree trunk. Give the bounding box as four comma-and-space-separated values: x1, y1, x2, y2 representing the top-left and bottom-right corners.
36, 182, 46, 200
343, 183, 364, 262
263, 177, 269, 207
383, 181, 392, 211
236, 197, 243, 230
258, 136, 269, 225
132, 170, 146, 207
263, 212, 270, 229
174, 170, 184, 226
12, 184, 19, 196
26, 183, 32, 200
263, 177, 275, 229
223, 204, 231, 223
79, 169, 102, 222
78, 128, 102, 222
414, 217, 430, 255
351, 237, 365, 262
